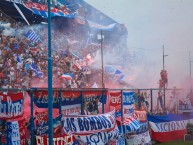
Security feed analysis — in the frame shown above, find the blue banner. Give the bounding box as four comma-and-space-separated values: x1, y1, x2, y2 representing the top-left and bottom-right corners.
63, 110, 116, 135
123, 91, 134, 117
33, 90, 60, 108
7, 121, 20, 145
83, 91, 107, 104
61, 92, 81, 105
122, 92, 134, 105
136, 121, 149, 134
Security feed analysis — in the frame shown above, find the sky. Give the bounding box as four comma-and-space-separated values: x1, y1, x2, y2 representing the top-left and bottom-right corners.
85, 0, 193, 89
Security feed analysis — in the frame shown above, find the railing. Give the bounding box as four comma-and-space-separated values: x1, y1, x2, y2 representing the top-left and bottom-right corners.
0, 87, 190, 145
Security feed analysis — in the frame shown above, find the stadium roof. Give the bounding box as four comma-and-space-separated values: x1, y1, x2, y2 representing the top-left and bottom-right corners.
0, 0, 128, 34
0, 0, 118, 26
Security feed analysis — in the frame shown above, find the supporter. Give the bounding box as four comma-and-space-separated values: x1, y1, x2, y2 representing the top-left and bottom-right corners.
157, 91, 164, 110
93, 98, 99, 114
0, 69, 5, 86
87, 101, 94, 113
143, 92, 149, 112
0, 119, 6, 144
0, 131, 2, 144
134, 90, 141, 110
71, 80, 78, 88
0, 7, 121, 90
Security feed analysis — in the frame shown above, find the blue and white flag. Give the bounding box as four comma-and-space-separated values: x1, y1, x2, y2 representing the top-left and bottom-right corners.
147, 113, 193, 142
123, 116, 140, 133
84, 33, 93, 48
7, 121, 21, 145
31, 62, 44, 78
114, 69, 124, 82
16, 56, 22, 63
61, 73, 74, 80
105, 65, 116, 74
117, 137, 126, 145
25, 30, 41, 43
136, 121, 149, 134
123, 91, 135, 117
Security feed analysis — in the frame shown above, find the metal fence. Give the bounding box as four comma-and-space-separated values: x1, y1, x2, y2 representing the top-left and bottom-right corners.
0, 87, 190, 145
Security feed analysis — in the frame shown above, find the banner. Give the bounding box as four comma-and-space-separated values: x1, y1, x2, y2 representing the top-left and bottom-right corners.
35, 111, 48, 135
53, 115, 62, 134
61, 91, 81, 105
87, 20, 117, 31
33, 90, 60, 108
123, 116, 140, 133
18, 118, 26, 145
35, 111, 48, 125
24, 2, 75, 18
35, 111, 62, 135
61, 91, 81, 115
107, 136, 126, 145
136, 121, 149, 134
122, 92, 134, 118
109, 92, 121, 117
148, 114, 193, 142
0, 92, 24, 120
7, 121, 21, 145
75, 125, 120, 145
63, 110, 116, 135
36, 134, 74, 145
33, 91, 107, 109
125, 131, 151, 145
62, 104, 81, 116
83, 91, 107, 104
133, 110, 147, 122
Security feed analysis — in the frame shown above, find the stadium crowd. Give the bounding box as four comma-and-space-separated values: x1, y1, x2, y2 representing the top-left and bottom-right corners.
0, 10, 104, 90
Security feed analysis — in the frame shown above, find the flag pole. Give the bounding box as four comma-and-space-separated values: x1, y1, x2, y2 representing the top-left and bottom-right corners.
101, 30, 105, 113
101, 30, 105, 88
190, 51, 193, 91
47, 0, 53, 145
162, 45, 168, 108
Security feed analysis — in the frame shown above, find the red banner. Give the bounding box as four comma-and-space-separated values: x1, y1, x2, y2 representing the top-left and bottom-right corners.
0, 92, 24, 120
18, 118, 27, 145
109, 92, 121, 107
109, 92, 121, 117
35, 110, 48, 125
24, 2, 69, 14
151, 129, 186, 143
36, 134, 74, 145
6, 118, 28, 145
133, 110, 147, 122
